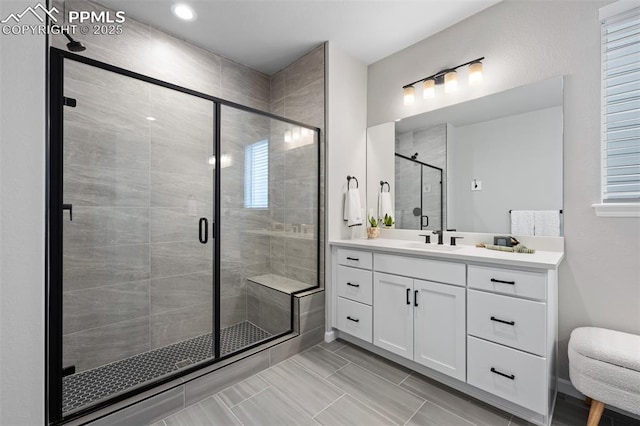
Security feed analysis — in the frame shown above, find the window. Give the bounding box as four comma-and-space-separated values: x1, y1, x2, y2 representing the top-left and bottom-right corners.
244, 140, 269, 209
595, 2, 640, 217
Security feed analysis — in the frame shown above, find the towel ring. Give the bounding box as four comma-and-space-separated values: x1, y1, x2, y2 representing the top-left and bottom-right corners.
380, 181, 390, 192
347, 175, 358, 189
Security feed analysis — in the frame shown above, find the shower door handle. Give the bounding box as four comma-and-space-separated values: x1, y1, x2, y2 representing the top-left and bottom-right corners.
199, 218, 208, 244
62, 203, 73, 221
421, 215, 429, 229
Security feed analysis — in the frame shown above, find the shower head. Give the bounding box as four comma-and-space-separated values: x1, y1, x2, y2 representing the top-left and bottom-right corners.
62, 31, 86, 52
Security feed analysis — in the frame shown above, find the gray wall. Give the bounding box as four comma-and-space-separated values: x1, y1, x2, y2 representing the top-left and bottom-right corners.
448, 106, 563, 233
0, 1, 46, 424
53, 0, 324, 374
367, 0, 640, 380
270, 44, 325, 287
52, 0, 273, 371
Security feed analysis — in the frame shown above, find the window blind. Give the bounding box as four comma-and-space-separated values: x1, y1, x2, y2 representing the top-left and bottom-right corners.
244, 140, 269, 209
601, 6, 640, 202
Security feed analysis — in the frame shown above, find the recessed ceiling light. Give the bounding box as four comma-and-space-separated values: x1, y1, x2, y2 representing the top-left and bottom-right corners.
146, 116, 156, 121
171, 3, 196, 21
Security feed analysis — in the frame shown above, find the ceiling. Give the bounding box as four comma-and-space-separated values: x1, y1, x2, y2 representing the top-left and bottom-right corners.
97, 0, 500, 75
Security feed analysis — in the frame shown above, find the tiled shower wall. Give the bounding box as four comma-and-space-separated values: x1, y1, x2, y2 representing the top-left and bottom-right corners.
395, 124, 447, 230
51, 0, 324, 370
269, 45, 325, 287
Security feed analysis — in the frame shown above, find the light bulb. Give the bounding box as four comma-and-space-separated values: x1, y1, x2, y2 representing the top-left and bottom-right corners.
171, 3, 196, 21
469, 61, 483, 85
284, 130, 292, 143
403, 86, 415, 105
422, 79, 435, 99
208, 155, 215, 165
444, 71, 457, 93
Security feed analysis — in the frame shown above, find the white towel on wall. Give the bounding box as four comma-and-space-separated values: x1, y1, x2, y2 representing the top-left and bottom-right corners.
511, 210, 535, 236
378, 191, 393, 220
534, 210, 561, 236
344, 188, 363, 227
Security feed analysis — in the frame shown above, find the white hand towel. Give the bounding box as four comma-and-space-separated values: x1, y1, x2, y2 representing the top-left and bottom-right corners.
344, 188, 363, 227
534, 210, 561, 236
511, 210, 535, 236
378, 191, 393, 220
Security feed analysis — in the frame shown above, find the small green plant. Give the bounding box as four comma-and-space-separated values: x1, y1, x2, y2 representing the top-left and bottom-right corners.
368, 215, 378, 227
383, 214, 394, 227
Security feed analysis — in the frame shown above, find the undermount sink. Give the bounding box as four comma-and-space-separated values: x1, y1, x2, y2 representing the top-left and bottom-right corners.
402, 242, 463, 251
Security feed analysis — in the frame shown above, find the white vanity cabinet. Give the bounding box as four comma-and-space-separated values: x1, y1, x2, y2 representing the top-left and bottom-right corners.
330, 240, 563, 426
372, 254, 467, 381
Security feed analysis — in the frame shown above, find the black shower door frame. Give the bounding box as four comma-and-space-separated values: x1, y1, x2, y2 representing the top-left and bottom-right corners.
47, 47, 321, 425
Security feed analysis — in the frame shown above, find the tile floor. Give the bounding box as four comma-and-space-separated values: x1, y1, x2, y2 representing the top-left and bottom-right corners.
151, 339, 639, 426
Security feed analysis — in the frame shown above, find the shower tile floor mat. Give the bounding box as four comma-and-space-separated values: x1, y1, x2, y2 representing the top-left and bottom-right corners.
63, 321, 272, 413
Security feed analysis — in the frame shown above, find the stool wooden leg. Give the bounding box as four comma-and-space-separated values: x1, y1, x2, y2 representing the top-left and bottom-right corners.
587, 400, 605, 426
585, 396, 592, 406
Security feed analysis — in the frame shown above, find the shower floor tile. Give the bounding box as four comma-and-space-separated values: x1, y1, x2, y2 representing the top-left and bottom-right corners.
62, 321, 272, 414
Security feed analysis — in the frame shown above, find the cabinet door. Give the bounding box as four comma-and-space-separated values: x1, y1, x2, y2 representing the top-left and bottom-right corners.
373, 272, 414, 359
413, 280, 466, 381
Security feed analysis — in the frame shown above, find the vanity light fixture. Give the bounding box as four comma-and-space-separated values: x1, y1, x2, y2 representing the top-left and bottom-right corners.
284, 130, 292, 143
402, 56, 484, 104
423, 79, 435, 99
403, 86, 415, 105
292, 127, 301, 142
171, 3, 197, 21
468, 60, 483, 85
444, 70, 458, 93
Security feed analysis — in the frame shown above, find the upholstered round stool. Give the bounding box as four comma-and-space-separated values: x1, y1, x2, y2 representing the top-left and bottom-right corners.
568, 327, 640, 426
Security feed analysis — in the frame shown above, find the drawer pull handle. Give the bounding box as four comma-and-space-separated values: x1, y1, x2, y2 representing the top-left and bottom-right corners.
346, 316, 360, 323
490, 278, 516, 285
490, 316, 515, 326
406, 288, 411, 305
346, 257, 360, 261
490, 367, 515, 380
346, 282, 360, 288
414, 290, 419, 307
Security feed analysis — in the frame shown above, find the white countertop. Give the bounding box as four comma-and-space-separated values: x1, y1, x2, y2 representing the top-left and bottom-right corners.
330, 238, 564, 269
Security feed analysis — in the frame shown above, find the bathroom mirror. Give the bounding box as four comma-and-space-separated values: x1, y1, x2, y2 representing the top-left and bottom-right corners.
366, 76, 564, 234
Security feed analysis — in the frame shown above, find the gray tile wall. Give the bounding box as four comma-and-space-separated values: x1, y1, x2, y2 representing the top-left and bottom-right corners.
269, 44, 325, 288
395, 124, 447, 230
54, 0, 272, 371
54, 0, 324, 378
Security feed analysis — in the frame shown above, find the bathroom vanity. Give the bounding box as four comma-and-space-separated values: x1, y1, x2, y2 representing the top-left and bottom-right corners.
328, 238, 564, 426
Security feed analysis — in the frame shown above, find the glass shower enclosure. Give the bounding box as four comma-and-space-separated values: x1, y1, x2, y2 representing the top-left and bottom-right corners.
47, 48, 320, 423
394, 153, 443, 230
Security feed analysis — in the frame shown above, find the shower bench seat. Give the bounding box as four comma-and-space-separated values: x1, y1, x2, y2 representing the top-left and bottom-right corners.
245, 274, 315, 335
247, 274, 313, 295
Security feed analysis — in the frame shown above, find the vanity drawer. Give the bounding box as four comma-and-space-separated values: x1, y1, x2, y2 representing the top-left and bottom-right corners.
468, 290, 546, 356
468, 265, 546, 300
337, 265, 373, 305
374, 253, 465, 286
338, 248, 373, 270
337, 297, 372, 343
467, 336, 547, 414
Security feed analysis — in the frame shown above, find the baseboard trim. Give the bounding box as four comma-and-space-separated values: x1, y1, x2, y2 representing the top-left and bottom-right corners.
557, 378, 583, 399
324, 330, 336, 343
558, 378, 640, 421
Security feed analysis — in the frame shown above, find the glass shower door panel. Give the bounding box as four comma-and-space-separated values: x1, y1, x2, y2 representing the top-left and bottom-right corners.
395, 155, 422, 229
218, 105, 318, 355
61, 59, 215, 414
421, 166, 442, 231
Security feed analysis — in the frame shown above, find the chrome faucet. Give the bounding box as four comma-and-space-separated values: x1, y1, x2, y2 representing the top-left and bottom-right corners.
432, 230, 444, 245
